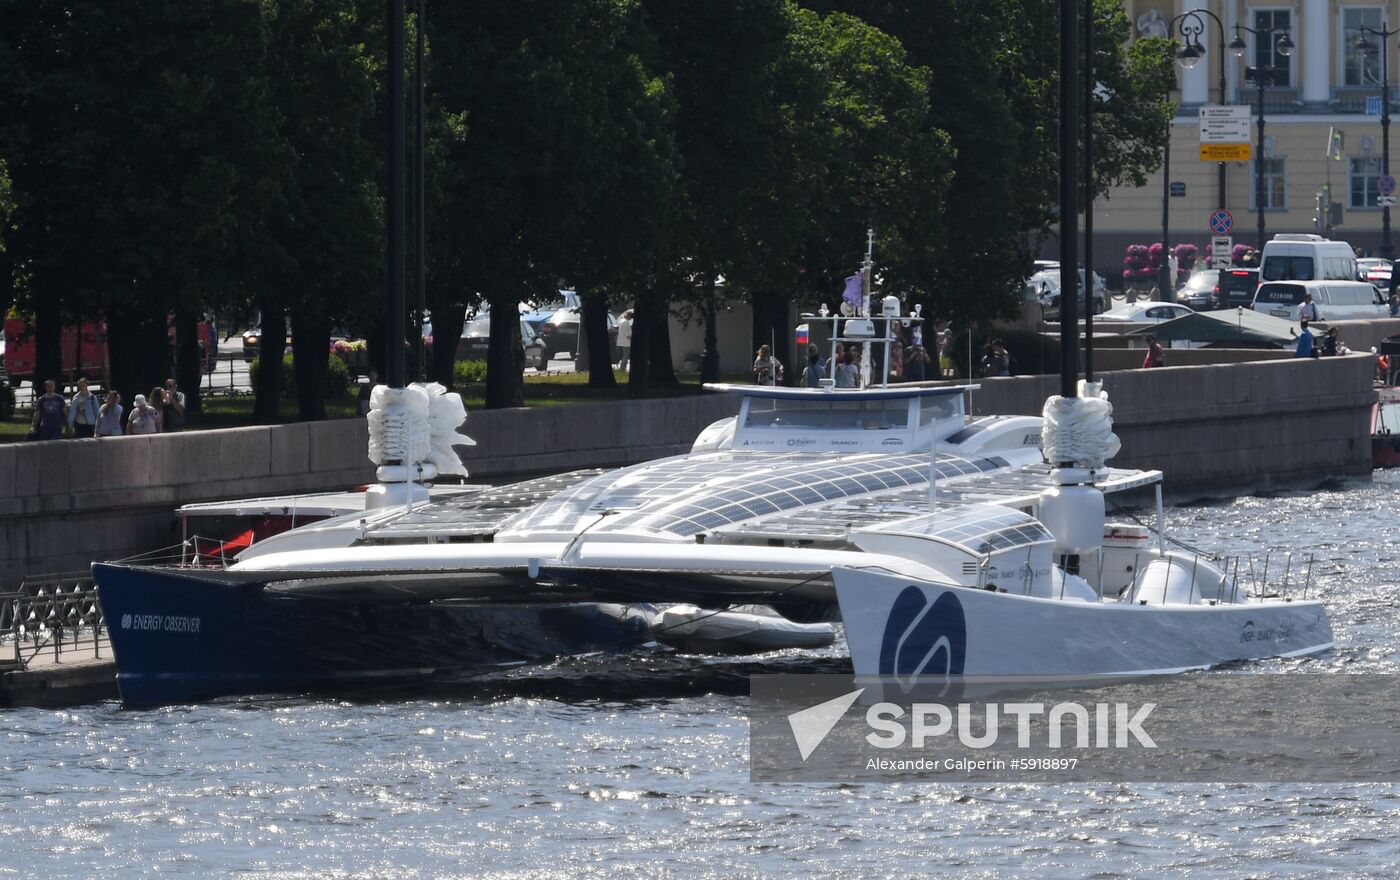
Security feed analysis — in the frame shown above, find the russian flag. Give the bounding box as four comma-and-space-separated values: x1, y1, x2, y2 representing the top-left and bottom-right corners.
795, 323, 809, 346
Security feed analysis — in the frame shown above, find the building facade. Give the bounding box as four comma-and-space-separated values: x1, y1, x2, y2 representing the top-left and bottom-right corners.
1093, 1, 1400, 279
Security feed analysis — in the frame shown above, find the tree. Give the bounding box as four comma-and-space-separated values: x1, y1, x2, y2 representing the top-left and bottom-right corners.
0, 0, 288, 407
429, 0, 677, 406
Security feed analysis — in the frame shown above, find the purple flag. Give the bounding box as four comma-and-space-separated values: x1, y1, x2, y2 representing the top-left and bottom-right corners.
841, 273, 863, 307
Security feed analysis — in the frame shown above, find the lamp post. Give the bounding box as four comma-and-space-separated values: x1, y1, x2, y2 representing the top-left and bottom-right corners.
1229, 24, 1294, 252
1173, 8, 1229, 213
1357, 25, 1398, 257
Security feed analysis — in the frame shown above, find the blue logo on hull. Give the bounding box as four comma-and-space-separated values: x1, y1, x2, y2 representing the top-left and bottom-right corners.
878, 586, 967, 688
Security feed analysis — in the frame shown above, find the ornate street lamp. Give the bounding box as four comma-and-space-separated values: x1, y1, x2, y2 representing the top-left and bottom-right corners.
1230, 23, 1293, 252
1173, 9, 1230, 212
1357, 25, 1399, 257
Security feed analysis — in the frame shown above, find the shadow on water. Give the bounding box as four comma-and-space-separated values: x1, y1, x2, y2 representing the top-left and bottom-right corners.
215, 650, 854, 710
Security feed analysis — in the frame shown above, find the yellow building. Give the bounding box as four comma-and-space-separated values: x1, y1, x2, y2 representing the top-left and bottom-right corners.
1095, 1, 1400, 275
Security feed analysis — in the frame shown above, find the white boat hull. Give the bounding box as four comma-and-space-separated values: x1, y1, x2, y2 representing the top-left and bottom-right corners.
834, 566, 1333, 682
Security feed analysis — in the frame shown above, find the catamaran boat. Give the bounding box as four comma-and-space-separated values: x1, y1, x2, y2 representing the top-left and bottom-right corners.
93, 375, 1048, 706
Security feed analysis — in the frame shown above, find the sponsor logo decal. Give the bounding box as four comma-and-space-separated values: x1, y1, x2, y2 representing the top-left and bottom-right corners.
121, 613, 202, 634
879, 587, 966, 692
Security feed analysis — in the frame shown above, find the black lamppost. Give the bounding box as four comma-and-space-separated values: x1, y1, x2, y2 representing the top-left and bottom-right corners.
1230, 23, 1294, 252
1357, 25, 1399, 257
1174, 8, 1229, 212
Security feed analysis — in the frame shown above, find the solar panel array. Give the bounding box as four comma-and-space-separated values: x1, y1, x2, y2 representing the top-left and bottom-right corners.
498, 451, 1005, 539
880, 504, 1052, 555
364, 469, 608, 539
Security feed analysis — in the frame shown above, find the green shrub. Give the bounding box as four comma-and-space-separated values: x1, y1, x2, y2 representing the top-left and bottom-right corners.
454, 359, 488, 386
251, 354, 352, 398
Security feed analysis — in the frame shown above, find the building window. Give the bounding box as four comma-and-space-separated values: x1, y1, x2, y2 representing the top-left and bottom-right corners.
1343, 8, 1384, 87
1351, 156, 1382, 208
1251, 8, 1292, 87
1251, 158, 1286, 210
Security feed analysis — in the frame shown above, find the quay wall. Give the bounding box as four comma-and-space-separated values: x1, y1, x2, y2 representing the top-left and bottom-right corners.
0, 354, 1375, 585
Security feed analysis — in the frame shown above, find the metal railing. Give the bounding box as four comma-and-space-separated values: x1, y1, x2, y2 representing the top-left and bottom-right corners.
0, 574, 107, 671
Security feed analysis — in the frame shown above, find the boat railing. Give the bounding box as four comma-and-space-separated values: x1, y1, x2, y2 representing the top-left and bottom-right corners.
1122, 550, 1318, 606
0, 573, 106, 672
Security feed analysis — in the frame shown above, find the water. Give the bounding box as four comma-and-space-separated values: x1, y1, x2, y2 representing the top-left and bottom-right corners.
4, 474, 1400, 878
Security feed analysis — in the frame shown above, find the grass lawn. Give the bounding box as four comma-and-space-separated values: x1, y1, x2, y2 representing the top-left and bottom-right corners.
0, 369, 747, 443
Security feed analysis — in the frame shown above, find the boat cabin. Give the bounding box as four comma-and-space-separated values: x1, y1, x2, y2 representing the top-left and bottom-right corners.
707, 384, 968, 454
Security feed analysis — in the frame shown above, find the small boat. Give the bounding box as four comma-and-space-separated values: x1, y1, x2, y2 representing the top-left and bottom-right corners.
1372, 387, 1400, 468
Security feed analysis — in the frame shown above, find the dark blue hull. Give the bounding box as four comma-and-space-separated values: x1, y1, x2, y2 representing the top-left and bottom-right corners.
93, 563, 653, 707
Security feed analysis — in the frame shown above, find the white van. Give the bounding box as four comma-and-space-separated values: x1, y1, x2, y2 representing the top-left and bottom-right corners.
1259, 234, 1357, 283
1251, 280, 1387, 320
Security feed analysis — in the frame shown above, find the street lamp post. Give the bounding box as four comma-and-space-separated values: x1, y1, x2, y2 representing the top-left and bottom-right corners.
1357, 26, 1398, 257
1174, 9, 1229, 213
1230, 24, 1294, 253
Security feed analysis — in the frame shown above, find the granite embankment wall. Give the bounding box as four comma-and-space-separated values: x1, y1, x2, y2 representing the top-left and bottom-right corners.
0, 354, 1376, 585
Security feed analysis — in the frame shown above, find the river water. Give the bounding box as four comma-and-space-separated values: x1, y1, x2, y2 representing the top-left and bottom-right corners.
3, 474, 1400, 878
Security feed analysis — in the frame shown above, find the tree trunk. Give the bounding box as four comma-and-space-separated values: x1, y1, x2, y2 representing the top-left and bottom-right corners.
106, 306, 170, 409
700, 291, 719, 383
34, 294, 62, 390
254, 297, 284, 423
580, 293, 616, 388
484, 294, 524, 409
174, 311, 202, 417
429, 305, 465, 389
291, 308, 330, 420
646, 291, 677, 386
750, 289, 791, 385
627, 294, 651, 398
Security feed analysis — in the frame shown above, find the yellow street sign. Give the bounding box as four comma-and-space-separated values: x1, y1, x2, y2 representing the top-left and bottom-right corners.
1200, 143, 1251, 161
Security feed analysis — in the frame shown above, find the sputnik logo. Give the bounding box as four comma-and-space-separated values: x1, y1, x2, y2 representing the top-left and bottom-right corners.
787, 688, 865, 761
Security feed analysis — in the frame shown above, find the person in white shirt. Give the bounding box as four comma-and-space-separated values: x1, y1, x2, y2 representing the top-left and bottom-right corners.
1298, 292, 1321, 322
67, 377, 100, 438
615, 310, 633, 371
96, 391, 124, 437
125, 394, 161, 435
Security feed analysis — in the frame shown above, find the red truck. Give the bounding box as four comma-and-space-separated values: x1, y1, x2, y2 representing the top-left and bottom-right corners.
3, 312, 216, 387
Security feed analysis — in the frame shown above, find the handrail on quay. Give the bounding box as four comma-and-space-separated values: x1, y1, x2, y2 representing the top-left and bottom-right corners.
0, 574, 107, 672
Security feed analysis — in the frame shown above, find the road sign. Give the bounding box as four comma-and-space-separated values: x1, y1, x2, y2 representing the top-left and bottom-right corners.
1209, 210, 1234, 235
1199, 105, 1252, 143
1379, 195, 1398, 207
1212, 235, 1233, 269
1368, 95, 1384, 117
1200, 143, 1252, 161
1381, 174, 1397, 196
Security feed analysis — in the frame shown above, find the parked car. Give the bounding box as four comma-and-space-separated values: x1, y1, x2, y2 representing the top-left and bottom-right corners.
242, 326, 292, 361
1178, 270, 1219, 311
1095, 301, 1194, 323
1358, 256, 1393, 292
534, 307, 619, 364
1026, 269, 1107, 320
1214, 267, 1260, 310
457, 314, 546, 370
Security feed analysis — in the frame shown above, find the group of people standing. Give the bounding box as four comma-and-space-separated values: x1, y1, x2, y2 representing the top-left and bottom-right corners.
30, 378, 184, 440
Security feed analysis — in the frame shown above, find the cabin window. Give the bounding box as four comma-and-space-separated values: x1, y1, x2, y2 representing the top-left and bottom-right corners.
742, 397, 910, 430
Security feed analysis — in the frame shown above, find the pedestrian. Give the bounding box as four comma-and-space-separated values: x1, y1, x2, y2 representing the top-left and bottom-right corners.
162, 379, 186, 430
67, 377, 100, 438
835, 346, 859, 388
96, 390, 124, 437
1297, 292, 1321, 322
888, 341, 905, 380
1294, 320, 1316, 359
1142, 334, 1166, 368
32, 379, 68, 440
1320, 326, 1347, 357
125, 393, 162, 435
828, 342, 846, 379
753, 344, 783, 386
615, 309, 633, 371
903, 343, 930, 381
358, 368, 378, 417
992, 339, 1013, 376
802, 345, 825, 388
